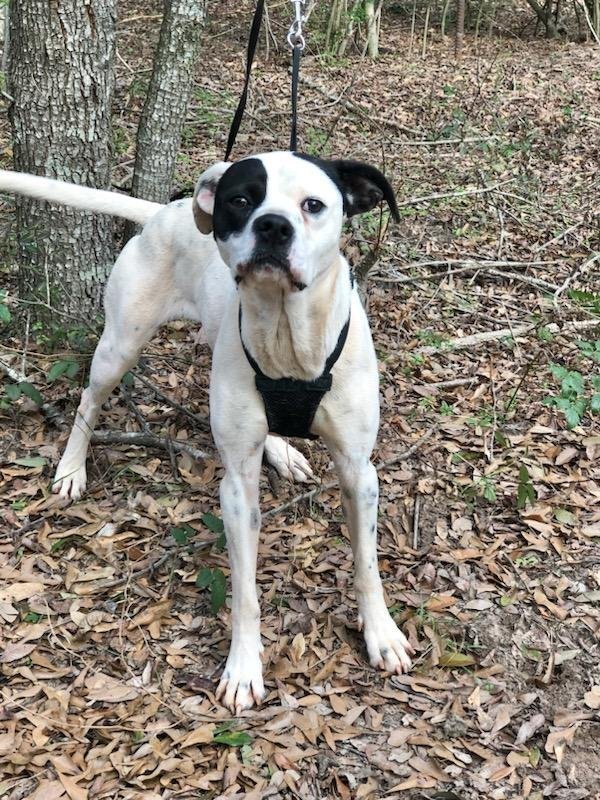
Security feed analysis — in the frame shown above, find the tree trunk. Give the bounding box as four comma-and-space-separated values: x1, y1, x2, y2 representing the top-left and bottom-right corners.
523, 0, 559, 36
455, 0, 465, 54
364, 0, 379, 57
129, 0, 206, 207
8, 0, 116, 320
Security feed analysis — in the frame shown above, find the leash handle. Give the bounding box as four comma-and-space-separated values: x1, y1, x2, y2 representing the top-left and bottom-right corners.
224, 0, 265, 162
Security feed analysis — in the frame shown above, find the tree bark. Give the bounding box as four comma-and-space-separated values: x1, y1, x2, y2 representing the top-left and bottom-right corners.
523, 0, 559, 36
8, 0, 116, 320
129, 0, 206, 207
455, 0, 465, 54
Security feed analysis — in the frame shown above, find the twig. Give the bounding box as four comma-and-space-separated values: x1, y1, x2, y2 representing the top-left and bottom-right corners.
375, 262, 559, 291
415, 318, 599, 356
91, 430, 210, 462
397, 179, 516, 208
133, 369, 210, 431
99, 538, 215, 590
264, 425, 438, 518
534, 220, 584, 253
412, 376, 477, 390
553, 252, 600, 308
412, 495, 421, 550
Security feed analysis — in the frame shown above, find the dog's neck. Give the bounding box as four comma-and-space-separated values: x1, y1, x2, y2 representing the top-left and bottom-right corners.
239, 255, 352, 381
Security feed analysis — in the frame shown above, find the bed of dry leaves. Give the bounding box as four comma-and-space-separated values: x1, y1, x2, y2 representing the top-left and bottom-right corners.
1, 3, 599, 799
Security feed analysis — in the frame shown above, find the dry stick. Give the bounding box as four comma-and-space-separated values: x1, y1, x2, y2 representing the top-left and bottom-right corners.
553, 252, 600, 308
416, 318, 600, 356
91, 430, 210, 463
397, 178, 517, 208
534, 220, 585, 253
375, 263, 559, 291
132, 369, 210, 431
301, 75, 422, 138
264, 425, 438, 518
99, 537, 215, 590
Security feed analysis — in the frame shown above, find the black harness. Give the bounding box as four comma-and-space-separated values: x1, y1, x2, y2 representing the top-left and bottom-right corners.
239, 300, 351, 440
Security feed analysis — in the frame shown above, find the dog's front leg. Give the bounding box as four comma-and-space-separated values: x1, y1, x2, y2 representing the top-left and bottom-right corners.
331, 447, 414, 673
212, 432, 266, 713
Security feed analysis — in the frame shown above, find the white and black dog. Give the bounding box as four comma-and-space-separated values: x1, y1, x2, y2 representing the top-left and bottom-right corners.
0, 152, 414, 712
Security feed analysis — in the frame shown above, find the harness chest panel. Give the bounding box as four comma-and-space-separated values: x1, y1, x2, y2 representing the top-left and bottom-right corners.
239, 308, 350, 440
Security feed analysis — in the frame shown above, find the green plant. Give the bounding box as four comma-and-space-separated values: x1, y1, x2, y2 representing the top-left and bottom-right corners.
544, 363, 599, 428
0, 290, 11, 324
196, 567, 227, 614
47, 358, 80, 383
2, 381, 44, 408
517, 464, 536, 509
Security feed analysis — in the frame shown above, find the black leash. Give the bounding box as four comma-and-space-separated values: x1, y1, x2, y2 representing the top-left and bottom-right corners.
224, 0, 265, 162
224, 0, 304, 161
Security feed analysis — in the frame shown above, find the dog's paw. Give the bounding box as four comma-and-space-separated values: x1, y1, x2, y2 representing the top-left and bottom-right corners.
359, 609, 414, 674
264, 436, 313, 482
52, 462, 87, 501
216, 650, 265, 714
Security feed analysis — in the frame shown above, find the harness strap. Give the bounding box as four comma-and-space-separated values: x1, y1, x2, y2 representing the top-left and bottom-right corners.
238, 287, 352, 439
224, 0, 265, 162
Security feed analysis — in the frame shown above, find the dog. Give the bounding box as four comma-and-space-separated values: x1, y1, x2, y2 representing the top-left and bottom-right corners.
0, 152, 414, 712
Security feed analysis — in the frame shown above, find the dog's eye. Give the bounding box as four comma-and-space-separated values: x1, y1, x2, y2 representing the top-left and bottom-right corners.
302, 198, 325, 214
229, 196, 249, 209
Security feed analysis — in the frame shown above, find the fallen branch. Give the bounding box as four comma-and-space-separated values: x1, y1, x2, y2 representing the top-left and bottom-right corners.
91, 430, 210, 462
133, 370, 210, 431
264, 425, 438, 518
553, 252, 600, 308
415, 319, 599, 356
374, 260, 559, 291
397, 179, 516, 208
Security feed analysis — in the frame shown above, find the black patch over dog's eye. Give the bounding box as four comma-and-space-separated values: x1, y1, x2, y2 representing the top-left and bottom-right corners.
229, 196, 250, 209
302, 198, 325, 214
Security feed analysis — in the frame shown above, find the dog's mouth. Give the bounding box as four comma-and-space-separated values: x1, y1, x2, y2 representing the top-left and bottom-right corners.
235, 252, 306, 291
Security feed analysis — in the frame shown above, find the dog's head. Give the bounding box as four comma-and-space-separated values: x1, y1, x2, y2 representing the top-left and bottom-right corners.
193, 151, 399, 291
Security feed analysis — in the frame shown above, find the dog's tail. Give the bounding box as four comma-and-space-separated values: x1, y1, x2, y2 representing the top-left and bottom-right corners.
0, 169, 163, 225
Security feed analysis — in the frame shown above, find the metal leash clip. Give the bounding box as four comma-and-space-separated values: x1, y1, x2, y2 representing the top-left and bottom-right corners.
287, 0, 306, 50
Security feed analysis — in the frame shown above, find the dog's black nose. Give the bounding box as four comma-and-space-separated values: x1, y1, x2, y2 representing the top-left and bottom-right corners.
253, 214, 294, 247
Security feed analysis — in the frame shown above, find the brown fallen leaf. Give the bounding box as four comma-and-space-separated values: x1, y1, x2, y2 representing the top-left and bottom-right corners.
514, 713, 545, 746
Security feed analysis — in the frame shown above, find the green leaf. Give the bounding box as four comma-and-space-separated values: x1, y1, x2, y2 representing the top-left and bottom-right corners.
564, 404, 581, 429
5, 384, 21, 401
210, 568, 227, 614
482, 481, 497, 502
195, 567, 213, 589
65, 360, 80, 379
0, 303, 11, 324
438, 652, 476, 668
562, 371, 584, 397
201, 512, 224, 534
48, 361, 70, 381
19, 382, 43, 405
23, 611, 42, 623
549, 363, 568, 381
213, 730, 251, 747
215, 531, 227, 551
121, 371, 134, 388
171, 525, 193, 546
14, 456, 47, 468
529, 746, 541, 767
555, 508, 576, 526
591, 394, 600, 413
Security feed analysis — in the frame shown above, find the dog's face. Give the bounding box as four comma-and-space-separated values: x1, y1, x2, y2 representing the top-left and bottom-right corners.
193, 151, 399, 291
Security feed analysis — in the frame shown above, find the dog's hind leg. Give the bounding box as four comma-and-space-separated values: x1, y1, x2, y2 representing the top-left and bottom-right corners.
53, 239, 171, 500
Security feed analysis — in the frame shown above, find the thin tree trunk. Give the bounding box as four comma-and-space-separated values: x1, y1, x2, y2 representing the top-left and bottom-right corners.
365, 0, 379, 57
523, 0, 559, 35
127, 0, 205, 220
455, 0, 465, 54
8, 0, 116, 320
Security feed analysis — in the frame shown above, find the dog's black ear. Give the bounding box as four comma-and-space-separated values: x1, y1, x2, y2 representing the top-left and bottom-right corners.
330, 160, 400, 222
192, 161, 231, 234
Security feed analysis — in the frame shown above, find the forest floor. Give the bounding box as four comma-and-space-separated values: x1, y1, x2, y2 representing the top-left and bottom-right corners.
0, 3, 599, 799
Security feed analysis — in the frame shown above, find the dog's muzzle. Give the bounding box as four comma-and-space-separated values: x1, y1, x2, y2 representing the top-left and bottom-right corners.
235, 213, 306, 290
